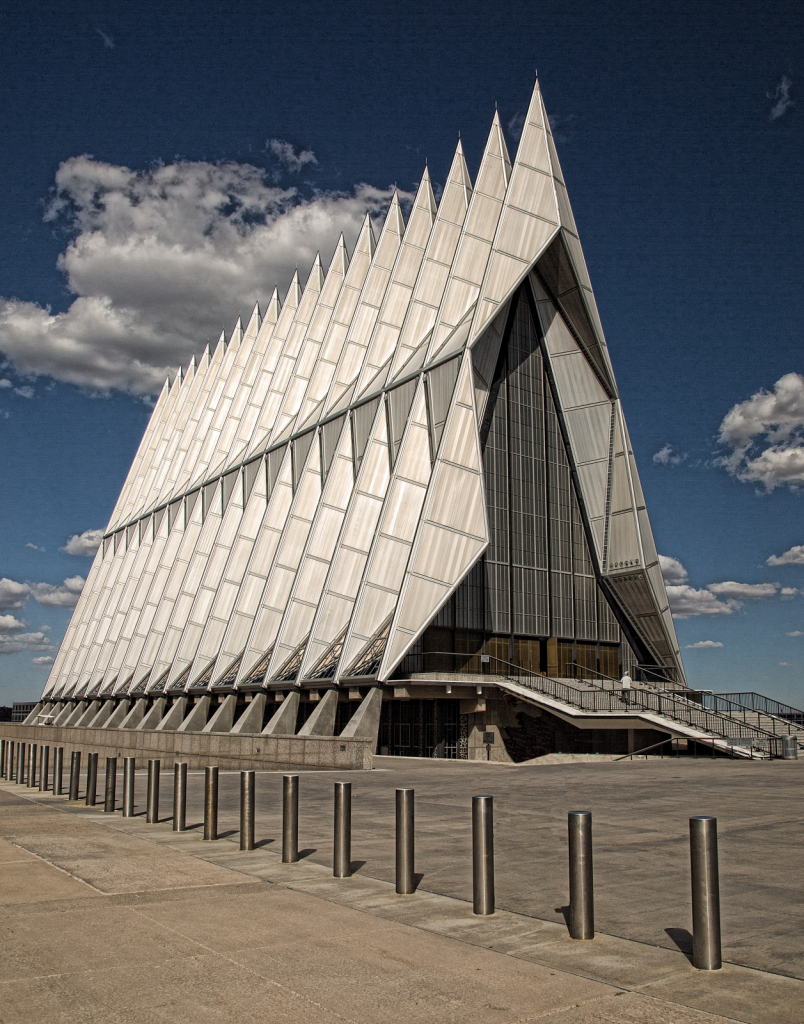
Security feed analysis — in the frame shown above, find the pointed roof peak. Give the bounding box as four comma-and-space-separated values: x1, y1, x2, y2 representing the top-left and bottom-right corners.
330, 234, 349, 276
356, 211, 376, 255
285, 270, 301, 308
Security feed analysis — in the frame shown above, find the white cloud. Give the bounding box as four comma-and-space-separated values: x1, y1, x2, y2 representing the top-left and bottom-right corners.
30, 576, 85, 608
781, 587, 799, 600
0, 613, 26, 633
14, 385, 34, 399
767, 544, 804, 566
25, 542, 45, 552
267, 139, 318, 173
707, 581, 781, 600
653, 444, 686, 466
0, 378, 11, 388
787, 630, 804, 636
0, 631, 53, 656
32, 655, 54, 665
685, 641, 724, 649
779, 661, 795, 667
717, 373, 804, 491
96, 28, 115, 49
666, 585, 736, 618
62, 528, 103, 557
0, 577, 31, 610
768, 75, 794, 121
659, 554, 688, 583
0, 156, 404, 394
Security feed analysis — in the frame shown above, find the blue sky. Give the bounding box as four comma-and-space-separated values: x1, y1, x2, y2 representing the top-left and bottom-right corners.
1, 0, 803, 705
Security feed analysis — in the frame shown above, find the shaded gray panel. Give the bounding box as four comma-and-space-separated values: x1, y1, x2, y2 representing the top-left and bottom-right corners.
202, 481, 217, 522
243, 457, 262, 503
320, 414, 346, 482
425, 356, 461, 457
267, 443, 288, 494
184, 490, 200, 527
387, 378, 418, 466
292, 430, 316, 491
351, 397, 380, 477
221, 469, 239, 510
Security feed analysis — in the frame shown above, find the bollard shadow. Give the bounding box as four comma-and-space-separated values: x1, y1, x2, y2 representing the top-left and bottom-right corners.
349, 860, 366, 873
186, 822, 204, 831
218, 829, 238, 840
412, 872, 425, 892
297, 848, 317, 860
254, 838, 275, 849
665, 928, 694, 963
555, 905, 571, 930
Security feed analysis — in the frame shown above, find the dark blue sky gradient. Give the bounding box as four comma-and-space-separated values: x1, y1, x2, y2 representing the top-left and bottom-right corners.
1, 0, 802, 701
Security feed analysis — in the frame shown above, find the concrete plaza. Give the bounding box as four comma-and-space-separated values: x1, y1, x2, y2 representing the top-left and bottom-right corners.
1, 755, 802, 1023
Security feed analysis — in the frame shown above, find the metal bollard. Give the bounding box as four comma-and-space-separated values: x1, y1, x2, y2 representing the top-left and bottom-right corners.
54, 747, 64, 795
472, 795, 495, 915
8, 741, 14, 781
122, 756, 135, 816
240, 771, 255, 851
781, 735, 798, 760
146, 759, 160, 823
173, 762, 187, 832
690, 816, 722, 970
40, 746, 49, 791
204, 766, 219, 840
568, 811, 594, 939
27, 743, 37, 788
18, 742, 26, 784
69, 750, 81, 801
104, 757, 117, 812
282, 774, 299, 863
333, 781, 352, 878
85, 752, 98, 806
396, 788, 415, 895
0, 739, 5, 779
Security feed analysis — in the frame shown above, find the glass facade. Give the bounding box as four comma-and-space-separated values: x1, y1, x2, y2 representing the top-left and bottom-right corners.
398, 289, 633, 680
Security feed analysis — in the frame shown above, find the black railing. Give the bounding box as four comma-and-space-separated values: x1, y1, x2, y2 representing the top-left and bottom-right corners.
402, 650, 783, 756
710, 692, 804, 728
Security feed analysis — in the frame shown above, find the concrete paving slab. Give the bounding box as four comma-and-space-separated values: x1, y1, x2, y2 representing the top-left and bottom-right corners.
638, 963, 804, 1024
0, 858, 97, 904
534, 990, 739, 1023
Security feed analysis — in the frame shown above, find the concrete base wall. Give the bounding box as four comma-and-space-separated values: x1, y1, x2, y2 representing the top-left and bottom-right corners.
0, 723, 373, 771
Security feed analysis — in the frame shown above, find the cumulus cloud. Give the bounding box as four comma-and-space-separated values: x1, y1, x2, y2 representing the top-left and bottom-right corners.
61, 528, 103, 557
768, 75, 794, 121
659, 554, 688, 583
666, 586, 736, 618
30, 576, 85, 608
0, 631, 52, 656
32, 655, 54, 665
26, 542, 44, 552
685, 641, 723, 649
0, 378, 11, 388
0, 156, 404, 394
14, 385, 34, 399
717, 373, 804, 491
666, 578, 792, 618
267, 139, 318, 173
787, 631, 804, 637
0, 577, 32, 611
653, 444, 686, 466
0, 613, 26, 633
767, 544, 804, 566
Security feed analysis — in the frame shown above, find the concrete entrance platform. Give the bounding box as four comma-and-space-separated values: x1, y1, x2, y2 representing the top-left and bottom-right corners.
2, 759, 803, 1023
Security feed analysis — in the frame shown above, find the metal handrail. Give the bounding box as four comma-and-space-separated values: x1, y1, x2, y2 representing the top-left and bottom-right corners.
402, 650, 783, 755
711, 692, 804, 727
699, 693, 803, 739
615, 737, 674, 760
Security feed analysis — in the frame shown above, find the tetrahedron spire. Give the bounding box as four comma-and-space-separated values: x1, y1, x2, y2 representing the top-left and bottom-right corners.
306, 252, 324, 292
264, 287, 281, 325
330, 234, 349, 277
244, 303, 261, 340
284, 270, 301, 310
228, 317, 243, 350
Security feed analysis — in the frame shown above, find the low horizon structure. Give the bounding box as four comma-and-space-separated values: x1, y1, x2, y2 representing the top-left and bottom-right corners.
33, 77, 715, 763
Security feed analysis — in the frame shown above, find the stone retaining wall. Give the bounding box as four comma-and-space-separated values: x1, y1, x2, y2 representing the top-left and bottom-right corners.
0, 724, 373, 771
